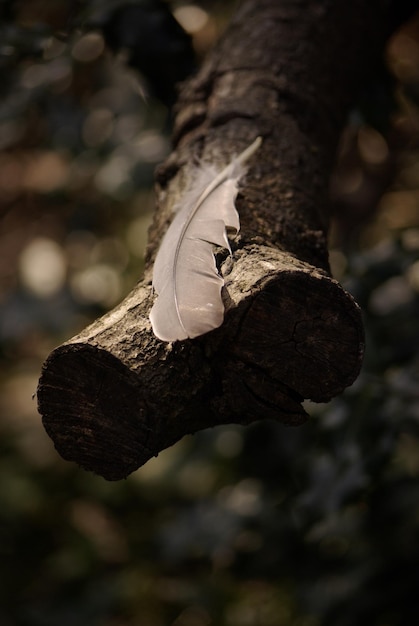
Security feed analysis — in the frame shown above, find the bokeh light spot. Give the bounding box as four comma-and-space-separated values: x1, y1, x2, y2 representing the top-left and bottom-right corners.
70, 264, 122, 306
173, 5, 209, 33
72, 32, 105, 63
19, 238, 67, 298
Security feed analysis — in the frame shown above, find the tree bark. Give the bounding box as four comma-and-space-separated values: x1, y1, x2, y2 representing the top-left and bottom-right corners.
37, 0, 389, 480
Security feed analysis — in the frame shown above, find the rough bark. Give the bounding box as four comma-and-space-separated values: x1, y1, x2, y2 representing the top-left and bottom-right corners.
37, 0, 390, 480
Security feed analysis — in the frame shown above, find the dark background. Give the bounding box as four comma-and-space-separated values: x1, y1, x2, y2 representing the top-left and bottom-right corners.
1, 1, 419, 624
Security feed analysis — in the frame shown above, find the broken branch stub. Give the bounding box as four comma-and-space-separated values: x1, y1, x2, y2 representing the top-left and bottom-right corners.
38, 243, 364, 480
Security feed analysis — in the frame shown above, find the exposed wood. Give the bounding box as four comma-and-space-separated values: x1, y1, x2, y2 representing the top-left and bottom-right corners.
37, 0, 391, 480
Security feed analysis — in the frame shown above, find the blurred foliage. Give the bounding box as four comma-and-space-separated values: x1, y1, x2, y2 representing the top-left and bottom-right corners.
0, 1, 419, 625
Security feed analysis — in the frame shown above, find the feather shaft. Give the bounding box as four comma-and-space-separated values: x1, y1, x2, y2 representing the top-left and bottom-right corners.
150, 136, 262, 341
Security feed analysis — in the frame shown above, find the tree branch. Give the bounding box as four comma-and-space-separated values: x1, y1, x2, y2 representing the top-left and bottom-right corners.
37, 0, 391, 480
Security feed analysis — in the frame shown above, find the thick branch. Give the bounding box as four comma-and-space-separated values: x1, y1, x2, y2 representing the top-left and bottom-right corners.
37, 0, 388, 480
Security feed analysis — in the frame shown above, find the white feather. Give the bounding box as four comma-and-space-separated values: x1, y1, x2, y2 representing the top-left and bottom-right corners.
150, 136, 262, 342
